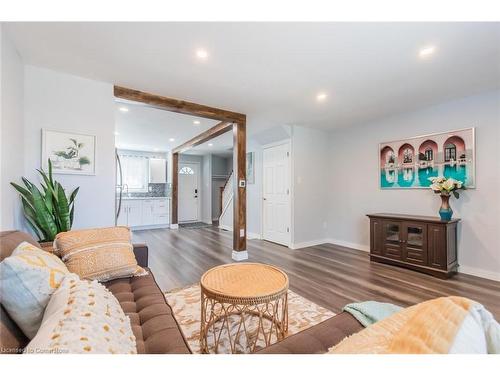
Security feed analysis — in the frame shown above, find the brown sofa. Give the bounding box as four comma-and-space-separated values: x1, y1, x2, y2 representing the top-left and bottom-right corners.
0, 230, 191, 354
1, 230, 364, 354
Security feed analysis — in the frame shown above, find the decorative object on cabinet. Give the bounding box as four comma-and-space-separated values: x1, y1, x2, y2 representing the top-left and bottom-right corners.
367, 213, 460, 279
427, 176, 466, 221
379, 128, 475, 189
42, 129, 96, 175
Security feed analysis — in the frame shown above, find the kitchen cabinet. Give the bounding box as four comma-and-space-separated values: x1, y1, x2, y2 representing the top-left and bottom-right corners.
117, 198, 170, 228
149, 158, 167, 183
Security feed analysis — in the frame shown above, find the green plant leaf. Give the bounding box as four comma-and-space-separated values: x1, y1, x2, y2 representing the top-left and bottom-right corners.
21, 197, 44, 240
69, 205, 75, 227
30, 184, 58, 241
48, 159, 54, 186
69, 187, 79, 204
10, 182, 34, 205
54, 182, 71, 232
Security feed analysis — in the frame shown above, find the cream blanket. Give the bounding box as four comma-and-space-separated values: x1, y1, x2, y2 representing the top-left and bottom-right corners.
329, 296, 500, 354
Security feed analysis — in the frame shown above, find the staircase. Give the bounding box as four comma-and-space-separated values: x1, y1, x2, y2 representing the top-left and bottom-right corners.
218, 170, 233, 231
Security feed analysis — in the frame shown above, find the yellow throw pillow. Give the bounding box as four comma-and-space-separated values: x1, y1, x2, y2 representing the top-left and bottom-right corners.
25, 274, 137, 354
0, 241, 70, 338
54, 227, 147, 282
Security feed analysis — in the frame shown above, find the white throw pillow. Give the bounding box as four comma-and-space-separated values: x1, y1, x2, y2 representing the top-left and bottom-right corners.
0, 241, 69, 338
25, 274, 137, 354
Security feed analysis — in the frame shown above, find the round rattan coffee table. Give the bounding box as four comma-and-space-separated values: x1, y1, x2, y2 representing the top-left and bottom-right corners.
200, 263, 289, 354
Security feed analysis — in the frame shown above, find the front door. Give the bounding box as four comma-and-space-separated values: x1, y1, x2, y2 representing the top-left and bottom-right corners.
178, 162, 199, 222
263, 142, 291, 246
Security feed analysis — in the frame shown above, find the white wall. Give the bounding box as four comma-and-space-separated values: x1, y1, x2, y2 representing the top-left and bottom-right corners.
292, 125, 330, 247
23, 66, 116, 231
201, 154, 212, 224
0, 27, 25, 230
328, 90, 500, 280
246, 140, 263, 238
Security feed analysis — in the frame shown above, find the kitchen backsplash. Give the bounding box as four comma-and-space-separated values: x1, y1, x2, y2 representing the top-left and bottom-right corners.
128, 183, 172, 198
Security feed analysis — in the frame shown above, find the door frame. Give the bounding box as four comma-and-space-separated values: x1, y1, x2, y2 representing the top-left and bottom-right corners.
178, 161, 201, 223
261, 139, 293, 247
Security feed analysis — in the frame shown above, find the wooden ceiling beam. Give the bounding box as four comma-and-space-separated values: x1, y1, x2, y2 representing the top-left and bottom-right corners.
114, 86, 246, 123
172, 121, 234, 154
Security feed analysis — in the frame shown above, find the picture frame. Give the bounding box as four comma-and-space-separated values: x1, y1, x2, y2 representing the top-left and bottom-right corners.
379, 127, 475, 189
42, 129, 96, 175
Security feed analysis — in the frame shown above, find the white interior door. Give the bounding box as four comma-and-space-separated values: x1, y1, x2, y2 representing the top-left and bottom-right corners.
263, 142, 291, 246
179, 162, 200, 222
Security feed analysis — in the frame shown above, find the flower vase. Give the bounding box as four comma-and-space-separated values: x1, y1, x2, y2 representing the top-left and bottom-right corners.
439, 195, 453, 221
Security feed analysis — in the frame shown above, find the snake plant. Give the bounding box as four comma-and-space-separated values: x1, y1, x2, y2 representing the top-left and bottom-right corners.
11, 159, 79, 242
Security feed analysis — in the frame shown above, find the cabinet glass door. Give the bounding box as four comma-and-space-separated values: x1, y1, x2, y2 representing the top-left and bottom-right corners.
385, 223, 400, 244
406, 225, 424, 247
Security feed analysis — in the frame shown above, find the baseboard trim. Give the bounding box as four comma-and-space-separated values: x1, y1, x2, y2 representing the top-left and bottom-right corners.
169, 223, 179, 229
326, 238, 370, 252
232, 250, 248, 261
290, 239, 331, 250
217, 225, 261, 240
458, 266, 500, 282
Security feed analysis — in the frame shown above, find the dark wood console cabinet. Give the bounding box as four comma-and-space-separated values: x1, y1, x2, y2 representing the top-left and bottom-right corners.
367, 213, 460, 279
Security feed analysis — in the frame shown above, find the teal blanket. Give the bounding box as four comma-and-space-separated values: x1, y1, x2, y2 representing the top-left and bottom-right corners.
343, 301, 403, 327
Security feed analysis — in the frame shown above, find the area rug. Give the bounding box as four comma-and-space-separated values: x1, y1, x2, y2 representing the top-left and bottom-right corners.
165, 284, 335, 354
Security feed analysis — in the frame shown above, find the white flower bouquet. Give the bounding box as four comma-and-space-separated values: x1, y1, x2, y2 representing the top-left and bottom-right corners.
428, 177, 466, 199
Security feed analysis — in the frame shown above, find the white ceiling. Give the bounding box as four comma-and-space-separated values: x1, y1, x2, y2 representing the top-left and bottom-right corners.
6, 22, 500, 131
114, 101, 222, 152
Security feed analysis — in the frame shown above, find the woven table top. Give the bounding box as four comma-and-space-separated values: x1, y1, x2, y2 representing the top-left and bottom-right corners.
201, 263, 289, 300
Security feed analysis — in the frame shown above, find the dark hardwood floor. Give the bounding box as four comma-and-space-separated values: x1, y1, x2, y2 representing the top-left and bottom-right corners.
133, 225, 500, 319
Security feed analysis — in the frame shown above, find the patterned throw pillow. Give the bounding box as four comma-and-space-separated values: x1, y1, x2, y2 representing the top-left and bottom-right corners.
25, 274, 137, 354
54, 226, 147, 282
0, 241, 70, 338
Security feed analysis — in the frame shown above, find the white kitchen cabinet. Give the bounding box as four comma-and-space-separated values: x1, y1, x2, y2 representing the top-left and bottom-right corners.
141, 200, 156, 226
116, 202, 128, 226
149, 158, 167, 183
126, 200, 143, 227
118, 198, 170, 228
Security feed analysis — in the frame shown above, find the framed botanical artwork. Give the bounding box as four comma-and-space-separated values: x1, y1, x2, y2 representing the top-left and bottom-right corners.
379, 128, 475, 189
246, 152, 255, 184
42, 129, 96, 175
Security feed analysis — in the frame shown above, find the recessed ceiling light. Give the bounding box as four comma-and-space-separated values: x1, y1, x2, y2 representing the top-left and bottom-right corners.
195, 49, 209, 60
114, 131, 120, 136
193, 120, 201, 125
208, 143, 213, 147
119, 107, 129, 112
419, 45, 436, 58
316, 92, 327, 102
169, 138, 175, 142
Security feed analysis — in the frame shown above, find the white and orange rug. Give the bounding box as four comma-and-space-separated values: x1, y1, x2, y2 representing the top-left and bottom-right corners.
165, 284, 335, 354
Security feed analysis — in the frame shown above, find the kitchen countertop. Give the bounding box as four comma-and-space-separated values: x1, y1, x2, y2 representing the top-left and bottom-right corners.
122, 196, 171, 200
